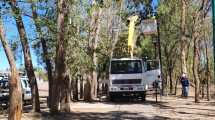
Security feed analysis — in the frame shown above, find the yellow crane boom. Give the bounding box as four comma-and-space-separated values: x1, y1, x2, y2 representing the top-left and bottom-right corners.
128, 15, 138, 58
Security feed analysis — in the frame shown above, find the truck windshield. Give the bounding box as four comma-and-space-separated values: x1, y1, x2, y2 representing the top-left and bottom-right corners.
111, 60, 142, 74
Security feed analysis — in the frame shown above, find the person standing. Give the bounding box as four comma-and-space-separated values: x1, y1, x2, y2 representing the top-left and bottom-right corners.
181, 73, 189, 97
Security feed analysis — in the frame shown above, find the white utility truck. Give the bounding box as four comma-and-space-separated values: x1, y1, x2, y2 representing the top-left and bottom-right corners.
108, 58, 160, 101
108, 15, 161, 101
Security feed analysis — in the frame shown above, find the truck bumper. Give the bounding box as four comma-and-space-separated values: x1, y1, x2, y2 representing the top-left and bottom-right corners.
109, 91, 146, 97
109, 85, 147, 92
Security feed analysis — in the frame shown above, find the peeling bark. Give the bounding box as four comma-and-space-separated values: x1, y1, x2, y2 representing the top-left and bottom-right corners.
0, 20, 22, 120
30, 0, 53, 107
10, 0, 40, 112
51, 0, 71, 113
193, 37, 200, 103
180, 0, 187, 74
86, 3, 102, 101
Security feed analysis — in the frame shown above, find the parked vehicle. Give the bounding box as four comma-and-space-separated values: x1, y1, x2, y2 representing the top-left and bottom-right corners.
20, 76, 32, 103
108, 58, 161, 101
143, 60, 161, 90
0, 76, 3, 81
0, 80, 9, 106
109, 58, 147, 101
0, 76, 32, 106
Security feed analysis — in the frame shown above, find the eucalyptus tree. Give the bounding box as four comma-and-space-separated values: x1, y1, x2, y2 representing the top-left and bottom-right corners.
50, 0, 71, 113
86, 0, 103, 100
158, 0, 212, 101
202, 19, 213, 101
188, 0, 211, 102
180, 0, 188, 75
158, 0, 181, 94
29, 0, 54, 107
9, 0, 40, 112
0, 19, 22, 120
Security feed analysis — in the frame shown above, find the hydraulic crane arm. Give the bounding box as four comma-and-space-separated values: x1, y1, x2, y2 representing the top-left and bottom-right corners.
128, 15, 138, 58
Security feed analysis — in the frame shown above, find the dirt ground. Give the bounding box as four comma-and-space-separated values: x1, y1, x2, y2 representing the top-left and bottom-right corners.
1, 82, 215, 120
1, 95, 215, 120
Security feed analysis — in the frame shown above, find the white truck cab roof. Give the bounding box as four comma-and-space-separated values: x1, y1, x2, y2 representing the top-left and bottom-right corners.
111, 58, 142, 61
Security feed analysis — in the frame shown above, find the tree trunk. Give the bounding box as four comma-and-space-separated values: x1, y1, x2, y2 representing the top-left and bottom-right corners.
189, 0, 210, 103
110, 0, 124, 58
201, 81, 205, 99
88, 5, 102, 101
80, 76, 84, 99
84, 75, 92, 101
73, 79, 78, 101
10, 0, 40, 112
204, 38, 210, 101
60, 73, 71, 112
93, 9, 102, 99
51, 0, 71, 113
191, 0, 209, 103
169, 68, 173, 94
174, 76, 179, 95
180, 0, 187, 74
193, 37, 200, 103
92, 55, 98, 99
0, 20, 22, 120
50, 76, 60, 113
30, 0, 53, 107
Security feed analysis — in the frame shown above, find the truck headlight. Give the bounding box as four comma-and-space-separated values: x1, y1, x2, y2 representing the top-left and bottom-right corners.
110, 87, 117, 91
137, 87, 143, 90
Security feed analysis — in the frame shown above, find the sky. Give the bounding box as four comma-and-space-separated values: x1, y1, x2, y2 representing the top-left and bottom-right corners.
0, 15, 39, 70
0, 2, 39, 70
0, 0, 158, 70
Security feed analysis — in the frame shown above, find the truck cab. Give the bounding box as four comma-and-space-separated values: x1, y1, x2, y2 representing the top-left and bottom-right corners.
108, 58, 147, 101
143, 60, 161, 90
108, 58, 161, 101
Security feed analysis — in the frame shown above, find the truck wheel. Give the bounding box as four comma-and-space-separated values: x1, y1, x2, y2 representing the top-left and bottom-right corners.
109, 93, 115, 102
141, 92, 146, 101
22, 94, 26, 106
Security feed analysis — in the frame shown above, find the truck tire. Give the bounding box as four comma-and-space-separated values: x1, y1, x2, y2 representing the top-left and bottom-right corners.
22, 94, 25, 105
141, 92, 146, 101
109, 93, 115, 102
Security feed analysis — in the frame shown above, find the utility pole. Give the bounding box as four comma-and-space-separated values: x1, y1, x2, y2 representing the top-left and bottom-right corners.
156, 16, 164, 96
156, 0, 164, 96
212, 0, 215, 86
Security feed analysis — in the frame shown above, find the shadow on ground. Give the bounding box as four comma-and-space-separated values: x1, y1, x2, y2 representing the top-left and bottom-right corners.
3, 96, 214, 120
85, 96, 168, 105
35, 111, 171, 120
22, 98, 172, 120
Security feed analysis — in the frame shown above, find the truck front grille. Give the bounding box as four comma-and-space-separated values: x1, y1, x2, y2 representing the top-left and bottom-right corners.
112, 79, 141, 84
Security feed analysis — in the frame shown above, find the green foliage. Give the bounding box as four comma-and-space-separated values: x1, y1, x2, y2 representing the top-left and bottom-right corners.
65, 0, 94, 77
35, 68, 48, 81
136, 36, 154, 59
113, 32, 130, 58
5, 0, 213, 92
